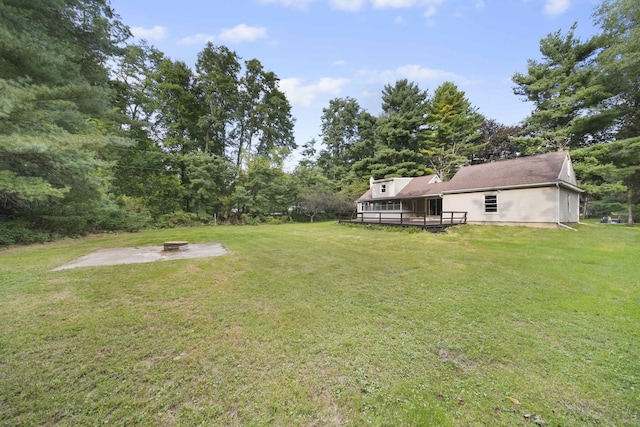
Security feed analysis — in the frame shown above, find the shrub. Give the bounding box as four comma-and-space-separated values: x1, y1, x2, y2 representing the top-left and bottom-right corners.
0, 220, 52, 246
91, 205, 150, 232
155, 211, 213, 228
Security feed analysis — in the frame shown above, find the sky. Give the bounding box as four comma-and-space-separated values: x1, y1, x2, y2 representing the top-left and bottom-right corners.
110, 0, 602, 162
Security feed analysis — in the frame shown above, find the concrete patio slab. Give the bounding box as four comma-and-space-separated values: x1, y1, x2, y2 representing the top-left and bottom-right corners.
51, 243, 228, 271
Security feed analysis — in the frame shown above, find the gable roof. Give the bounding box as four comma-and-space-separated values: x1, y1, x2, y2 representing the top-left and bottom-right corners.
356, 151, 582, 202
356, 174, 440, 202
444, 151, 580, 193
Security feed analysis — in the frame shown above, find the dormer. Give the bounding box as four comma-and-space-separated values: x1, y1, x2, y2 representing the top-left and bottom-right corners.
369, 177, 413, 199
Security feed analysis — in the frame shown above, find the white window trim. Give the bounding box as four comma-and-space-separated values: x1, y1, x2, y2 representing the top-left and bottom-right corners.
484, 194, 498, 214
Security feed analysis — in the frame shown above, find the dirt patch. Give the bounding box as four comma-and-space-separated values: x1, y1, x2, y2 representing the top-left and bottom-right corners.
51, 243, 228, 271
437, 348, 476, 370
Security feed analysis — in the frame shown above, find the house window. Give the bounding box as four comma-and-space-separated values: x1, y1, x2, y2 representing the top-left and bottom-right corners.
381, 184, 386, 193
484, 194, 498, 213
362, 201, 401, 211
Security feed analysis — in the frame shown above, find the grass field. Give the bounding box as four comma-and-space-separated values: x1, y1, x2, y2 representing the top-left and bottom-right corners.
1, 222, 638, 426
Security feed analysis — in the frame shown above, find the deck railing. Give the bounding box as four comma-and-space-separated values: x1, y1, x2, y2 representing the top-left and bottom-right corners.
341, 211, 467, 227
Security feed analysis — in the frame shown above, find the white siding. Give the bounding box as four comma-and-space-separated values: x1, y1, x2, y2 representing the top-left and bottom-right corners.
559, 155, 578, 186
443, 187, 560, 224
370, 178, 412, 198
559, 187, 580, 223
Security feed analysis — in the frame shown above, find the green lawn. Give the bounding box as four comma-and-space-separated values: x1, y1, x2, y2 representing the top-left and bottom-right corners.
1, 222, 638, 426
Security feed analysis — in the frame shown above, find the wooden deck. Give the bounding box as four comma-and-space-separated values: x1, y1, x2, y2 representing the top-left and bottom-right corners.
339, 211, 467, 231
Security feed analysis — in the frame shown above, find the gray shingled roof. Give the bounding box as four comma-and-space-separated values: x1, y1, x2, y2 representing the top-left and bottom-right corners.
355, 188, 373, 202
356, 151, 580, 202
445, 151, 572, 192
396, 175, 449, 198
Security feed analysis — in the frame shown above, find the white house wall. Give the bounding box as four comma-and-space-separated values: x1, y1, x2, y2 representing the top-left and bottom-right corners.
370, 178, 412, 198
559, 155, 578, 186
559, 187, 580, 223
443, 187, 563, 224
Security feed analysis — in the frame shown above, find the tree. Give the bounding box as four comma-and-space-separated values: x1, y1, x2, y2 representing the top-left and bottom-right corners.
186, 153, 235, 217
319, 97, 363, 180
195, 43, 241, 158
109, 43, 185, 217
240, 157, 294, 216
293, 165, 350, 223
511, 0, 640, 225
242, 61, 296, 167
195, 45, 295, 167
354, 80, 430, 179
512, 24, 610, 153
0, 0, 135, 239
147, 58, 205, 211
473, 119, 524, 163
421, 82, 483, 180
594, 0, 640, 141
378, 79, 429, 154
573, 138, 640, 225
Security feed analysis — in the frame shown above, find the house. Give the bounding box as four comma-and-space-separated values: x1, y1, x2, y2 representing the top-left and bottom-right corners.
355, 151, 583, 228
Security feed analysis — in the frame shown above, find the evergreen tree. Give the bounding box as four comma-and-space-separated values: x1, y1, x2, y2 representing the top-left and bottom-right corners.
512, 24, 609, 153
573, 139, 640, 225
422, 81, 483, 180
354, 79, 430, 179
0, 0, 133, 240
594, 0, 640, 140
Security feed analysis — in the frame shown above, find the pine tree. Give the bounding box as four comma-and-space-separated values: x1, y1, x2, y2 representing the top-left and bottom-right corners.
422, 81, 483, 180
0, 0, 132, 239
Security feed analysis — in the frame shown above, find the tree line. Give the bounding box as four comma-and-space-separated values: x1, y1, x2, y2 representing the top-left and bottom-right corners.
1, 0, 637, 245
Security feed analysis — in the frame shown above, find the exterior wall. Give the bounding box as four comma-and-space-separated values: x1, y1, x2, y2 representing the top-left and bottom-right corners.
370, 178, 412, 198
443, 187, 567, 224
558, 186, 580, 223
559, 155, 578, 186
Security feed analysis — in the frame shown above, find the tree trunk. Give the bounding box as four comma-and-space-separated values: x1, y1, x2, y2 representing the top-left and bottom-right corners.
627, 187, 634, 226
582, 194, 589, 220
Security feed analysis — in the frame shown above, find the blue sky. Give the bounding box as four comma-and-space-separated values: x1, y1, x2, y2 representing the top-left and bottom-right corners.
111, 0, 601, 159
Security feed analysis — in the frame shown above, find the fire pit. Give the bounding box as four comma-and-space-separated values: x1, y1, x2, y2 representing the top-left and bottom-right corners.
163, 241, 189, 251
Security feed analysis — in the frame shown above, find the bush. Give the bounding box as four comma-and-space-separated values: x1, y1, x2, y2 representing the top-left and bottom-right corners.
154, 211, 213, 228
0, 220, 53, 246
91, 205, 150, 232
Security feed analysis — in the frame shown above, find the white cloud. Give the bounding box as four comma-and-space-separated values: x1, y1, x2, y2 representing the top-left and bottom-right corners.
333, 60, 347, 65
424, 5, 437, 17
218, 24, 268, 43
259, 0, 314, 10
398, 64, 462, 81
372, 0, 417, 7
329, 0, 366, 11
263, 0, 447, 14
130, 26, 168, 41
180, 33, 215, 45
372, 0, 444, 10
279, 77, 350, 107
358, 64, 477, 85
544, 0, 570, 16
180, 24, 268, 46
